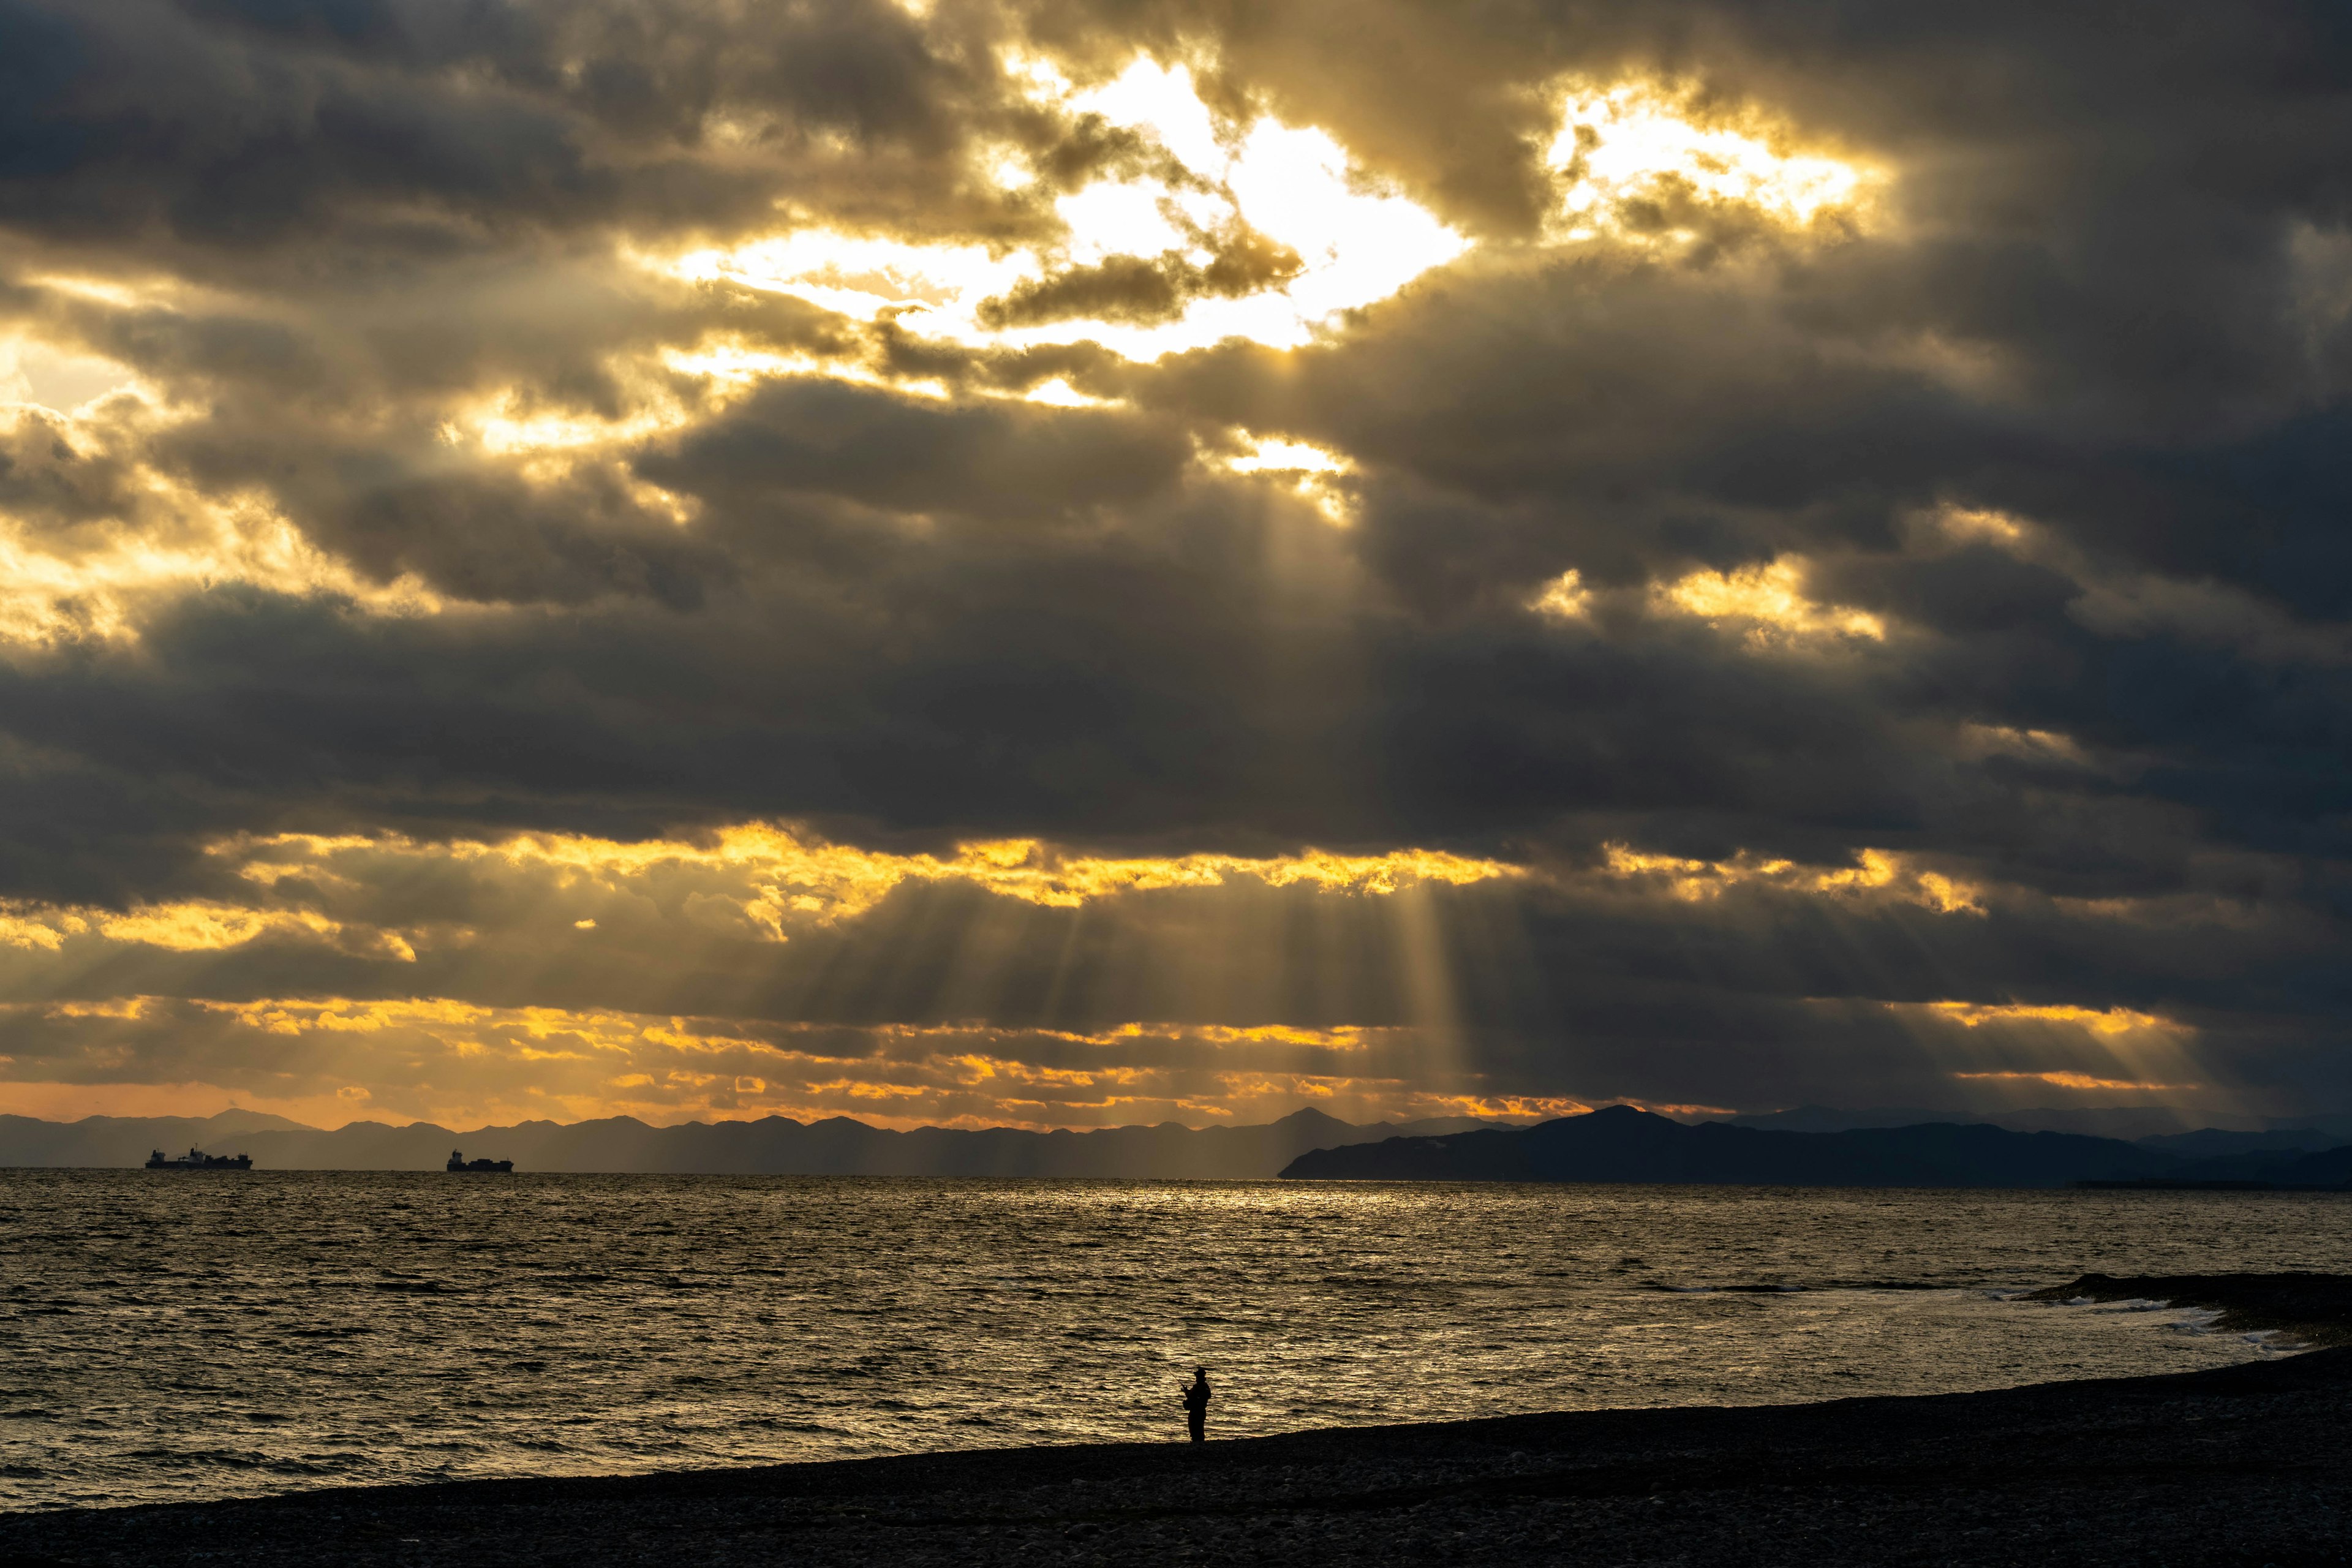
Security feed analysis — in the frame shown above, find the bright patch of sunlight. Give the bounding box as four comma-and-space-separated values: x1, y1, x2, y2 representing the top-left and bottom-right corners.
665, 56, 1466, 363
1022, 377, 1111, 407
0, 335, 138, 412
1199, 431, 1359, 522
1529, 569, 1593, 620
1548, 83, 1879, 241
1224, 434, 1351, 475
1656, 556, 1886, 646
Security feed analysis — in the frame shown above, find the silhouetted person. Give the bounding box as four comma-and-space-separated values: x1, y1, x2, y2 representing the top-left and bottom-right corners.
1182, 1368, 1211, 1443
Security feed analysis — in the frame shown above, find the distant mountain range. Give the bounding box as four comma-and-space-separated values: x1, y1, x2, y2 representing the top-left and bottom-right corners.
13, 1102, 2352, 1186
1729, 1104, 2352, 1146
0, 1107, 1497, 1179
1280, 1106, 2352, 1188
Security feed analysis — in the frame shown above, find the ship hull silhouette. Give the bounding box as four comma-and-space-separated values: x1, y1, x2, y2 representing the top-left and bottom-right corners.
145, 1147, 252, 1170
446, 1150, 515, 1172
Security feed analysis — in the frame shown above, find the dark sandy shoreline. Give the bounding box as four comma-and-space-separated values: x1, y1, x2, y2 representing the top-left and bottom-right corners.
9, 1339, 2351, 1568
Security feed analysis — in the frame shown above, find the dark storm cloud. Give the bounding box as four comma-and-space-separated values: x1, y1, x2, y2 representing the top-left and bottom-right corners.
0, 466, 1366, 905
0, 0, 1017, 259
644, 377, 1193, 521
0, 0, 2349, 1118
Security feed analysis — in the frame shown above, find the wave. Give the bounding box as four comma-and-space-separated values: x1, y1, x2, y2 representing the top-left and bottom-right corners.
1642, 1283, 1805, 1294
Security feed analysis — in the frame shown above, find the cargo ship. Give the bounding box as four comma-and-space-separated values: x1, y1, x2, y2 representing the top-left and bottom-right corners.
447, 1150, 515, 1172
146, 1147, 253, 1170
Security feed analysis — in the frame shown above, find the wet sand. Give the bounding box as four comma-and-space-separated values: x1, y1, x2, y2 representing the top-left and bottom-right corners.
7, 1339, 2350, 1567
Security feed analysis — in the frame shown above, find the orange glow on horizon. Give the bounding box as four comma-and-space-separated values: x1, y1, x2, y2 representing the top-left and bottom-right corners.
0, 996, 1478, 1131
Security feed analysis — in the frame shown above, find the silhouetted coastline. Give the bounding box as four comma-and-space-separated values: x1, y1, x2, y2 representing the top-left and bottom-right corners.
7, 1346, 2346, 1566
1279, 1104, 2352, 1188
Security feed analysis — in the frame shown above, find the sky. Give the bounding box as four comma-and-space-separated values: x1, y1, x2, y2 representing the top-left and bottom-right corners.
0, 0, 2346, 1132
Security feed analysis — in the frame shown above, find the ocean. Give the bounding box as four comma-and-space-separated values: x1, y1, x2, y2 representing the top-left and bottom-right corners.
3, 1170, 2345, 1513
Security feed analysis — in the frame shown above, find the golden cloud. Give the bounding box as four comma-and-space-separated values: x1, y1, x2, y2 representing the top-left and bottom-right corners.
1599, 843, 1984, 914
4, 994, 1449, 1130
1529, 568, 1594, 620
1654, 556, 1886, 646
0, 897, 419, 959
1546, 81, 1885, 245
1950, 1069, 2200, 1093
1899, 1002, 2206, 1100
221, 824, 1523, 940
1927, 1001, 2180, 1036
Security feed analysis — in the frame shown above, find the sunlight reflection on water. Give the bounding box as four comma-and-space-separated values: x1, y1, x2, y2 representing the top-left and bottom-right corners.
2, 1171, 2344, 1510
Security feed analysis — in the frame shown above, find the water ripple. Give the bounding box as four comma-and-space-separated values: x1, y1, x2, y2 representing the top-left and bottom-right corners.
2, 1170, 2343, 1512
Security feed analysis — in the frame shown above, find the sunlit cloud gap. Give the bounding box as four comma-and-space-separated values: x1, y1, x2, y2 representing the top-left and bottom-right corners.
1546, 82, 1881, 242
1656, 556, 1886, 646
447, 62, 1880, 484
1197, 430, 1359, 523
667, 55, 1468, 360
660, 63, 1879, 369
0, 333, 140, 413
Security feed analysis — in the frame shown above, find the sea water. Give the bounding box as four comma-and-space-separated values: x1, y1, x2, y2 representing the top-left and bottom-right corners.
2, 1170, 2346, 1512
